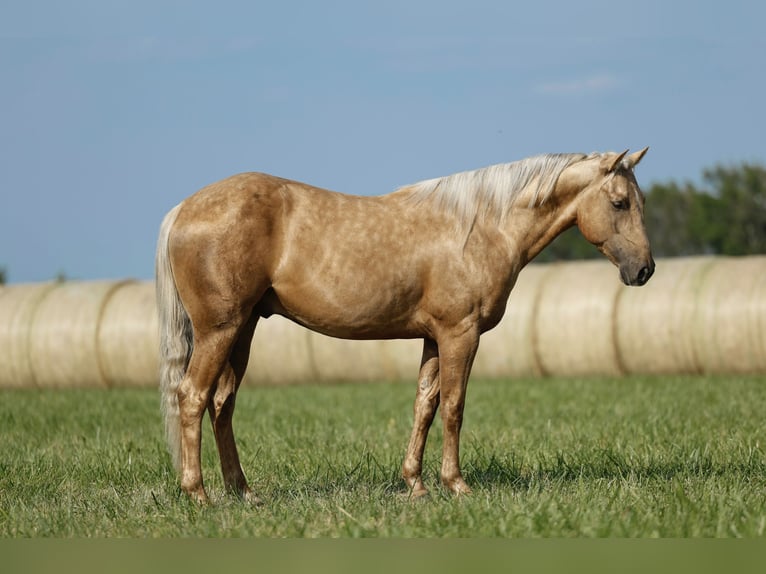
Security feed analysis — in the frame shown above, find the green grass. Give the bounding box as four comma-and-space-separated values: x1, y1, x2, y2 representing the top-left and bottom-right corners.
1, 376, 766, 537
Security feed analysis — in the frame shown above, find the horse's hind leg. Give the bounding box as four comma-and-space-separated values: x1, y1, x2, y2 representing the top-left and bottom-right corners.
177, 325, 242, 504
207, 313, 259, 503
402, 338, 440, 497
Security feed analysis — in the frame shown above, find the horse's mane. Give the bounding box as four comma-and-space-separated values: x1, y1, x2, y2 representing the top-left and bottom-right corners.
397, 153, 590, 226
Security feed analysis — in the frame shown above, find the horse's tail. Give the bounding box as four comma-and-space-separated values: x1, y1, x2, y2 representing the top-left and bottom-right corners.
155, 203, 192, 473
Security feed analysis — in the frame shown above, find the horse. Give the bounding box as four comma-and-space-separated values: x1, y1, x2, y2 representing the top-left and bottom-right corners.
155, 148, 654, 503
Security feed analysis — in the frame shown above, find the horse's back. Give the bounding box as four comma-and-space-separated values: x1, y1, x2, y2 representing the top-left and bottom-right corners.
169, 172, 398, 287
176, 172, 296, 221
175, 171, 378, 228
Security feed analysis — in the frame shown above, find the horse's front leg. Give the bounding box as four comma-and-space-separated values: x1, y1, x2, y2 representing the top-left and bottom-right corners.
437, 327, 479, 495
402, 339, 440, 497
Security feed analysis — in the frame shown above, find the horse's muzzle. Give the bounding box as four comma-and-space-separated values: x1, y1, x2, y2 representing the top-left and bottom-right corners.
621, 258, 655, 286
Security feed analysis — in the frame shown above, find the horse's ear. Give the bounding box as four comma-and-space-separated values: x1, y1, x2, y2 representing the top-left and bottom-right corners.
602, 150, 629, 173
626, 146, 649, 169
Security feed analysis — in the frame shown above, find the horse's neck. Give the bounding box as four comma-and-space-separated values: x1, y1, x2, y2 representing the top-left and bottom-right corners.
503, 178, 584, 265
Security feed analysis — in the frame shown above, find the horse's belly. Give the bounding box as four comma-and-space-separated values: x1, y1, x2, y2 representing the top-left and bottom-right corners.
258, 284, 422, 340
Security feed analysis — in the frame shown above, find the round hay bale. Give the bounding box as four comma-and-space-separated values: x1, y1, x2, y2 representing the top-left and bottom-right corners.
615, 257, 716, 375
27, 281, 127, 388
98, 281, 159, 387
0, 282, 59, 388
245, 316, 315, 385
307, 335, 418, 383
473, 264, 555, 379
692, 256, 766, 374
533, 260, 625, 377
378, 338, 424, 382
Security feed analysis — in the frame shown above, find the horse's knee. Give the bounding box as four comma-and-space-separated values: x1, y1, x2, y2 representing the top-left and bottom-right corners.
416, 372, 440, 405
440, 390, 464, 416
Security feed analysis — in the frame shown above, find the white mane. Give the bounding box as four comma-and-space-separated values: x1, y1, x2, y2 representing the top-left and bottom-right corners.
398, 153, 589, 226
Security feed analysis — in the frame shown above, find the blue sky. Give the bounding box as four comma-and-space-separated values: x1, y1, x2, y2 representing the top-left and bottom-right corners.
1, 1, 764, 283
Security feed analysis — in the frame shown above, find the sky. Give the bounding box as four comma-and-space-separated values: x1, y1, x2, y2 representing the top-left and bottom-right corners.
1, 1, 764, 283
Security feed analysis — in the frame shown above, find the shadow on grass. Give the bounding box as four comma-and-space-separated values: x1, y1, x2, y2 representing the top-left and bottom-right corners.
461, 448, 766, 491
178, 442, 766, 503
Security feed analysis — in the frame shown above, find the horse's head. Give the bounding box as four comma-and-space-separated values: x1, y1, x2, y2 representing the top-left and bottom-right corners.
575, 148, 655, 286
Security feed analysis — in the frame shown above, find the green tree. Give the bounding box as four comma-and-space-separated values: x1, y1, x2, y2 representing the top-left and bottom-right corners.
643, 180, 717, 257
0, 267, 5, 285
535, 227, 597, 263
702, 163, 766, 255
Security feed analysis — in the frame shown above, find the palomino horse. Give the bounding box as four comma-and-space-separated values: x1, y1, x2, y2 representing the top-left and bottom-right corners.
156, 148, 654, 503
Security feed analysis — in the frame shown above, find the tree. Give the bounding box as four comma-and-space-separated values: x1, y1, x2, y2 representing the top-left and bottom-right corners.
643, 180, 717, 257
0, 266, 5, 285
535, 227, 597, 263
702, 163, 766, 255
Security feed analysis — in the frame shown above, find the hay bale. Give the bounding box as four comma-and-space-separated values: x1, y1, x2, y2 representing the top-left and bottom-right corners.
98, 281, 159, 387
245, 316, 316, 385
615, 257, 716, 375
306, 335, 421, 384
378, 338, 422, 382
533, 260, 625, 377
692, 256, 766, 374
473, 264, 555, 379
27, 281, 128, 388
0, 282, 59, 388
3, 256, 765, 389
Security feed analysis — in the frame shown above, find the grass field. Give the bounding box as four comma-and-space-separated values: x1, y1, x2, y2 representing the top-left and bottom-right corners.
1, 376, 766, 537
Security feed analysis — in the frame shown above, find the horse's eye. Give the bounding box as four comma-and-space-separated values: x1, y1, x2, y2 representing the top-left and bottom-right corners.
611, 199, 629, 210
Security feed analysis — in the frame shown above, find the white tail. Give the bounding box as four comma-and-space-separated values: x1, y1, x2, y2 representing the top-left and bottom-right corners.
155, 203, 192, 472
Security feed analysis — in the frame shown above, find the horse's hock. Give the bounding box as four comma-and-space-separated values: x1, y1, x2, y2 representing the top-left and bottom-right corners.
1, 255, 764, 388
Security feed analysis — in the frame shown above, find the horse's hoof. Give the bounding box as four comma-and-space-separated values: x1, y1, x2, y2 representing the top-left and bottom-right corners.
242, 489, 264, 506
399, 487, 430, 502
410, 485, 431, 500
184, 488, 210, 505
403, 476, 430, 500
443, 478, 472, 496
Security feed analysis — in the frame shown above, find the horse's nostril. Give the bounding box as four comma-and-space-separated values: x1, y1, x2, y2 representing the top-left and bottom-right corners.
637, 265, 652, 285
